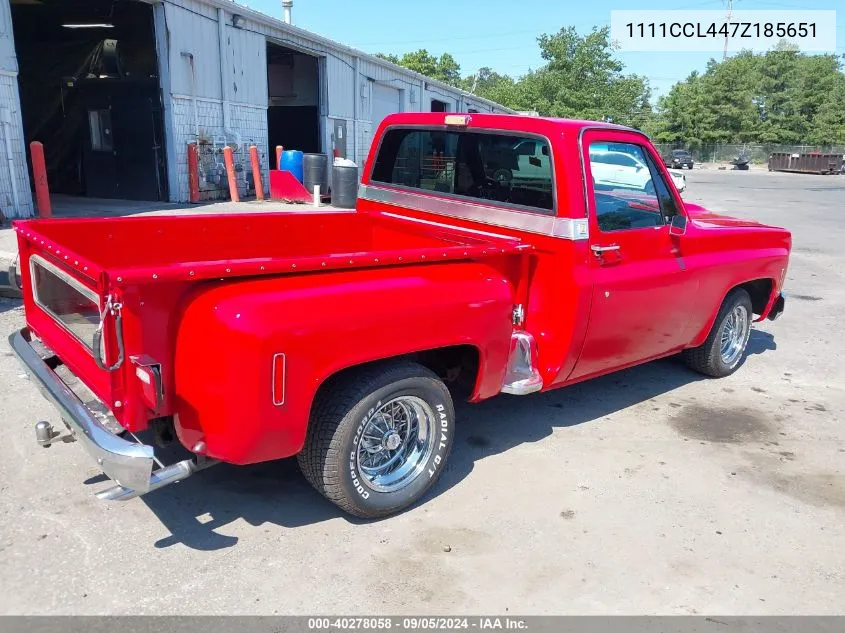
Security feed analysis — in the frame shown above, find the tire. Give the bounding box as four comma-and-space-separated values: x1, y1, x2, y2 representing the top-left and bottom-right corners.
298, 361, 455, 519
682, 288, 753, 378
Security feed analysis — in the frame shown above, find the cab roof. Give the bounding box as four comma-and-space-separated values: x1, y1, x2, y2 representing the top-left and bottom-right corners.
379, 112, 639, 136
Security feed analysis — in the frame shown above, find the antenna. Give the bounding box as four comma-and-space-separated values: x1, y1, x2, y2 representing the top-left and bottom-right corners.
723, 0, 734, 60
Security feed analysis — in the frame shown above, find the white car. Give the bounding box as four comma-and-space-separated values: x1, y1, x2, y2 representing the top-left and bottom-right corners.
668, 169, 686, 193
589, 151, 687, 195
589, 151, 653, 191
505, 143, 686, 195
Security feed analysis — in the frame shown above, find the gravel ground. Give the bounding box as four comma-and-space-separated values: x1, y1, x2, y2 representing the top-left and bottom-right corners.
0, 170, 843, 615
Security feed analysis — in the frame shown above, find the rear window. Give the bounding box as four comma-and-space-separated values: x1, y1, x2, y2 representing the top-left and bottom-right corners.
370, 127, 555, 214
30, 256, 100, 352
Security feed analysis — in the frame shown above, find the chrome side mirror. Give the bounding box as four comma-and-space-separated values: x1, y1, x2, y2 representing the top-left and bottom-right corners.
669, 214, 688, 236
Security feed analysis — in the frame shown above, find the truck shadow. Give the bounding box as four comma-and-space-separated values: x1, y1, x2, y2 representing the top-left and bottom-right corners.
140, 330, 775, 551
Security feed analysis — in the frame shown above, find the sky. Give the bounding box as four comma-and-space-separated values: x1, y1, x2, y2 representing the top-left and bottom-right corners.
247, 0, 844, 101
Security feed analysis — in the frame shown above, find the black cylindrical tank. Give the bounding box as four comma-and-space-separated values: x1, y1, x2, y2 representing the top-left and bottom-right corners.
302, 153, 329, 195
332, 164, 359, 209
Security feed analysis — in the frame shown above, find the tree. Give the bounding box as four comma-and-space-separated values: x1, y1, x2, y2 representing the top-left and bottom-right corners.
375, 49, 462, 86
655, 48, 845, 145
516, 27, 653, 127
377, 27, 653, 127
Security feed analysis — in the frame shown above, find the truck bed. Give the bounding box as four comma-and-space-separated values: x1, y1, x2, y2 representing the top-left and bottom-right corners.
15, 210, 532, 285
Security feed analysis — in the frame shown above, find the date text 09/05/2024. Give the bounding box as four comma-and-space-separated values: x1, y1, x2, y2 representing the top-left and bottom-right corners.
306, 617, 529, 630
626, 22, 817, 39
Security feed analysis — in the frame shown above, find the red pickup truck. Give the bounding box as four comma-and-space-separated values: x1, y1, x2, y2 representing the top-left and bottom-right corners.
10, 113, 789, 518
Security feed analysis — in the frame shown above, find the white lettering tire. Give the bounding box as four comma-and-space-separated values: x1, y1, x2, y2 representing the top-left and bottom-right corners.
298, 361, 455, 518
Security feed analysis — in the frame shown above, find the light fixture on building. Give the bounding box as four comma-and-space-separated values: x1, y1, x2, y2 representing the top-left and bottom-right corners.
232, 14, 245, 28
62, 23, 114, 29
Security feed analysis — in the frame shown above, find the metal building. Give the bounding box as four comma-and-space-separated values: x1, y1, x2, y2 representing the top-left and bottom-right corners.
0, 0, 513, 218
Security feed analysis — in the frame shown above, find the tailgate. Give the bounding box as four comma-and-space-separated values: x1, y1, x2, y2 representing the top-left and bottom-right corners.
13, 224, 126, 424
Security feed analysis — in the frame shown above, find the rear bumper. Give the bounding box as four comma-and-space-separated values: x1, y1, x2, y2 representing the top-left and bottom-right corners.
8, 328, 156, 492
768, 293, 786, 321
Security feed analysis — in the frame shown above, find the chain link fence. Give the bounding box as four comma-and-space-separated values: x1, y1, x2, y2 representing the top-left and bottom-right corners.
653, 143, 845, 165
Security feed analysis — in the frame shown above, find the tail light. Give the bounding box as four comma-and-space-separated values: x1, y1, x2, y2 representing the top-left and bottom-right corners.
132, 355, 163, 412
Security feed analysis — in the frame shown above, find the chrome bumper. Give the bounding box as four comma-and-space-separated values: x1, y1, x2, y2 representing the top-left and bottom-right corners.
501, 331, 543, 395
9, 328, 156, 493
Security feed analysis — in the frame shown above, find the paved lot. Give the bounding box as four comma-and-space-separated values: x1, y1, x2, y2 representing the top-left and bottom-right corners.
0, 170, 843, 615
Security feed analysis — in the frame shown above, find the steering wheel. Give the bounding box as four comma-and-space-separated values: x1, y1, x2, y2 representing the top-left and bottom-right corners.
473, 177, 505, 201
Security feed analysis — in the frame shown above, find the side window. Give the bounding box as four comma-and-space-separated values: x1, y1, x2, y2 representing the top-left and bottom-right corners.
588, 142, 674, 232
371, 128, 554, 214
371, 129, 459, 193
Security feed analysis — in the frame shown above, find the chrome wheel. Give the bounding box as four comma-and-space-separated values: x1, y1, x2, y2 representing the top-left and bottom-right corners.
356, 396, 437, 493
720, 304, 750, 367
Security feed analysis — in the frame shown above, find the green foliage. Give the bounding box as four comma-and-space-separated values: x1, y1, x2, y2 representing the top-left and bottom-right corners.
656, 49, 845, 145
375, 50, 461, 86
378, 31, 845, 146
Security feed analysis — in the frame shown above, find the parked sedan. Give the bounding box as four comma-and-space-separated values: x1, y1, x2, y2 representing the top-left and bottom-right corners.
668, 169, 686, 193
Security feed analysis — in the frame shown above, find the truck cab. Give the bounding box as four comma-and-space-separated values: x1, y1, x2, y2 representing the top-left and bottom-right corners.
10, 113, 790, 519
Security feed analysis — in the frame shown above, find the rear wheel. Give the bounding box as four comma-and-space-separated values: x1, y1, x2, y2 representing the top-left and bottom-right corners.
298, 361, 454, 518
682, 288, 753, 377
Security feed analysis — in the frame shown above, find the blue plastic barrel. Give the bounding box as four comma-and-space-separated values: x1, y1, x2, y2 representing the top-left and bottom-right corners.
280, 150, 304, 183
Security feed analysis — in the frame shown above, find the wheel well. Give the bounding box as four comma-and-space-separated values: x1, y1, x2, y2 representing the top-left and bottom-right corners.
314, 346, 481, 405
734, 278, 774, 315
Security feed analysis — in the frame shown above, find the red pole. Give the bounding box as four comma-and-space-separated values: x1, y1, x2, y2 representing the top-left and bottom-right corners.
275, 145, 284, 171
223, 146, 240, 202
30, 141, 51, 218
249, 145, 264, 201
187, 143, 200, 203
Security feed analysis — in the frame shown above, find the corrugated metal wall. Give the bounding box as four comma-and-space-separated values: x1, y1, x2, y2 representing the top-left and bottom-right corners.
0, 0, 33, 218
159, 0, 515, 201
0, 0, 516, 215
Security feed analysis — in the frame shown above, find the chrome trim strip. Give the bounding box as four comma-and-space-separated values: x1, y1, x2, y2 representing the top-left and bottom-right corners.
360, 185, 589, 240
8, 327, 155, 492
365, 124, 560, 215
272, 353, 286, 406
30, 255, 99, 303
379, 211, 520, 241
29, 255, 102, 355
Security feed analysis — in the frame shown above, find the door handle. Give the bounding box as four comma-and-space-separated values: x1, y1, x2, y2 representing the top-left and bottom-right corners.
591, 244, 621, 255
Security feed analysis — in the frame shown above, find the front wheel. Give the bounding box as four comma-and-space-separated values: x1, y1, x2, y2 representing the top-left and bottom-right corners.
298, 361, 455, 518
682, 288, 753, 377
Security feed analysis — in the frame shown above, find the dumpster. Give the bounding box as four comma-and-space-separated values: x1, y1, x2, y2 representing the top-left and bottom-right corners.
768, 152, 845, 175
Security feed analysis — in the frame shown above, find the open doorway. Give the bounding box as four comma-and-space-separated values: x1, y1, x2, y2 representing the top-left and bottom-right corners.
10, 0, 167, 201
267, 42, 321, 160
431, 99, 450, 113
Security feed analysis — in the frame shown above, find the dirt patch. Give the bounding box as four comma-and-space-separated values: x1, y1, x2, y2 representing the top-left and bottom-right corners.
764, 472, 845, 509
560, 510, 576, 520
413, 526, 492, 556
790, 294, 823, 301
669, 405, 774, 444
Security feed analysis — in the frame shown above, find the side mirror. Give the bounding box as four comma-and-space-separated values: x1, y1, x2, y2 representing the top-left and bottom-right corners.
669, 214, 687, 236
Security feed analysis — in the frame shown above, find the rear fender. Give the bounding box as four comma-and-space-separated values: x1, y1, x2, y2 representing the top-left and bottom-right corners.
173, 262, 515, 464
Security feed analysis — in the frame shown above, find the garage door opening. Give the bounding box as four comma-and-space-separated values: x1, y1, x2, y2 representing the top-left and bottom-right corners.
10, 0, 167, 202
267, 42, 321, 158
372, 82, 402, 128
